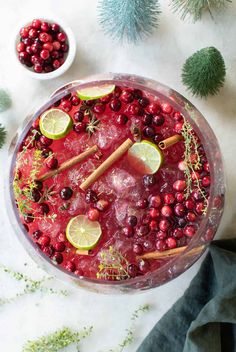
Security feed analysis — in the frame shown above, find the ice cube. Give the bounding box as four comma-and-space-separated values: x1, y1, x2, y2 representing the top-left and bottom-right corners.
93, 124, 122, 150
107, 168, 136, 195
114, 200, 129, 223
68, 192, 87, 215
38, 220, 61, 238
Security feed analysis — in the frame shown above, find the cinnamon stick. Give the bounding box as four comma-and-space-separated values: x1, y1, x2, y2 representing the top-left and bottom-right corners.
158, 134, 183, 150
37, 145, 98, 182
76, 249, 91, 256
137, 245, 205, 260
80, 138, 133, 191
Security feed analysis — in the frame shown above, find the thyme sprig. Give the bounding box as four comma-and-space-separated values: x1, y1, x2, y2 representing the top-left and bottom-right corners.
108, 304, 150, 352
181, 118, 208, 214
22, 326, 93, 352
97, 246, 130, 280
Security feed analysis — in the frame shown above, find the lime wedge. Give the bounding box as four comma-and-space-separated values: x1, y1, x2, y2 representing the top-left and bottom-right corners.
66, 215, 102, 250
128, 140, 163, 174
39, 108, 72, 140
77, 84, 115, 100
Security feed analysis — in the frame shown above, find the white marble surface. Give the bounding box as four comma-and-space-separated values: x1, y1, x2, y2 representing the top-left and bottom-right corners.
0, 1, 236, 351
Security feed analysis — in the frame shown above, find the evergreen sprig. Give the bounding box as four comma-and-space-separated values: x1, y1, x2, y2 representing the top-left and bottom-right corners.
171, 0, 231, 22
98, 0, 161, 42
0, 88, 11, 112
0, 124, 6, 149
182, 47, 226, 97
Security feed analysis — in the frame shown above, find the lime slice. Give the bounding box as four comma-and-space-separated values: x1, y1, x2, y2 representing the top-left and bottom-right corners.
77, 84, 115, 100
66, 215, 102, 250
39, 108, 72, 140
128, 140, 163, 174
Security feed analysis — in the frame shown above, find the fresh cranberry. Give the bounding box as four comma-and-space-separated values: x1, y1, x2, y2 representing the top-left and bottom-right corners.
156, 240, 167, 251
52, 252, 63, 264
53, 59, 61, 69
52, 41, 61, 50
173, 228, 184, 239
31, 54, 42, 64
159, 219, 170, 231
177, 218, 187, 228
95, 199, 109, 211
57, 32, 67, 42
185, 199, 195, 210
26, 45, 33, 55
153, 115, 165, 126
39, 135, 52, 146
33, 63, 43, 73
122, 226, 134, 238
32, 19, 41, 29
120, 90, 134, 103
161, 103, 173, 114
19, 51, 30, 64
143, 174, 156, 188
29, 28, 38, 38
192, 189, 205, 201
54, 242, 65, 252
110, 98, 121, 111
32, 230, 42, 240
71, 96, 80, 106
174, 122, 183, 133
116, 114, 128, 125
142, 113, 152, 125
195, 202, 204, 215
141, 214, 151, 225
149, 208, 159, 219
17, 42, 25, 52
93, 103, 105, 114
203, 163, 210, 172
150, 220, 158, 230
164, 193, 175, 205
136, 198, 148, 209
51, 23, 60, 32
161, 205, 173, 217
191, 171, 200, 181
51, 50, 59, 59
136, 225, 150, 236
74, 111, 84, 122
166, 237, 177, 249
149, 195, 161, 208
39, 235, 51, 246
184, 225, 196, 237
143, 126, 155, 138
138, 259, 150, 273
43, 245, 55, 257
128, 264, 138, 278
127, 215, 137, 227
84, 99, 94, 107
61, 43, 69, 52
99, 94, 111, 103
186, 212, 196, 222
66, 261, 76, 272
24, 213, 34, 223
133, 89, 143, 99
39, 32, 51, 43
25, 60, 33, 67
61, 100, 72, 112
133, 243, 143, 255
202, 176, 211, 187
88, 208, 100, 221
73, 122, 86, 133
85, 189, 98, 203
43, 42, 53, 52
60, 187, 73, 200
173, 180, 186, 192
39, 203, 50, 215
156, 230, 167, 240
139, 97, 149, 108
174, 203, 186, 217
58, 233, 66, 242
173, 111, 183, 122
146, 103, 160, 115
128, 103, 142, 116
20, 27, 30, 38
31, 188, 41, 202
23, 37, 33, 46
41, 147, 52, 158
46, 157, 58, 169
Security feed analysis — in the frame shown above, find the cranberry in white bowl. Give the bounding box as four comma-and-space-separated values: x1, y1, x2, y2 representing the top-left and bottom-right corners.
15, 17, 76, 80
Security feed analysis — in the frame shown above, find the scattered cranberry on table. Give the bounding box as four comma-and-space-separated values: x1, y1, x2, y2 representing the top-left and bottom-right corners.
17, 19, 69, 73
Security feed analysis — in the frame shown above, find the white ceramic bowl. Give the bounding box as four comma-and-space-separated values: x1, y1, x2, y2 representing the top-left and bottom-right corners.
14, 17, 76, 80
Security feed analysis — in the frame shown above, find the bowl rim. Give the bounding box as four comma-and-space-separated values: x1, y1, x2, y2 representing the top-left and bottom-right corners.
5, 73, 225, 292
14, 16, 76, 80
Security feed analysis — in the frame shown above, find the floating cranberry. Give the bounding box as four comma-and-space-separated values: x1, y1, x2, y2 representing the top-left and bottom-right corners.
24, 213, 34, 223
143, 126, 155, 138
161, 103, 173, 114
202, 176, 211, 187
156, 230, 167, 240
143, 240, 154, 251
133, 89, 143, 99
93, 103, 105, 114
150, 220, 158, 230
138, 259, 150, 273
191, 171, 200, 181
30, 188, 41, 202
113, 86, 122, 97
110, 98, 121, 111
17, 42, 25, 52
127, 103, 141, 116
73, 122, 86, 133
61, 99, 72, 112
203, 163, 210, 172
166, 237, 177, 249
192, 189, 205, 201
186, 212, 196, 222
120, 90, 134, 103
71, 95, 80, 106
177, 218, 187, 228
39, 135, 52, 146
32, 230, 42, 240
39, 235, 51, 246
142, 113, 152, 125
95, 199, 109, 212
143, 174, 156, 188
139, 97, 149, 108
174, 122, 183, 133
178, 160, 187, 171
161, 205, 173, 217
57, 32, 67, 42
149, 195, 161, 208
39, 203, 50, 215
88, 208, 100, 221
156, 240, 167, 251
58, 233, 66, 242
41, 147, 52, 158
74, 111, 84, 122
122, 226, 134, 238
41, 21, 50, 32
136, 225, 150, 236
43, 245, 55, 257
174, 203, 186, 217
153, 115, 165, 126
51, 23, 60, 33
66, 261, 76, 272
146, 102, 160, 115
173, 180, 186, 192
185, 199, 195, 210
141, 214, 151, 225
85, 189, 98, 203
116, 114, 128, 125
159, 219, 170, 231
184, 225, 196, 237
164, 193, 175, 205
149, 208, 159, 219
136, 198, 148, 209
195, 202, 204, 215
127, 215, 137, 227
60, 187, 73, 200
173, 228, 184, 239
99, 94, 111, 104
52, 252, 63, 264
32, 19, 42, 29
133, 243, 143, 255
46, 157, 58, 169
173, 111, 183, 122
128, 264, 138, 278
54, 242, 65, 252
